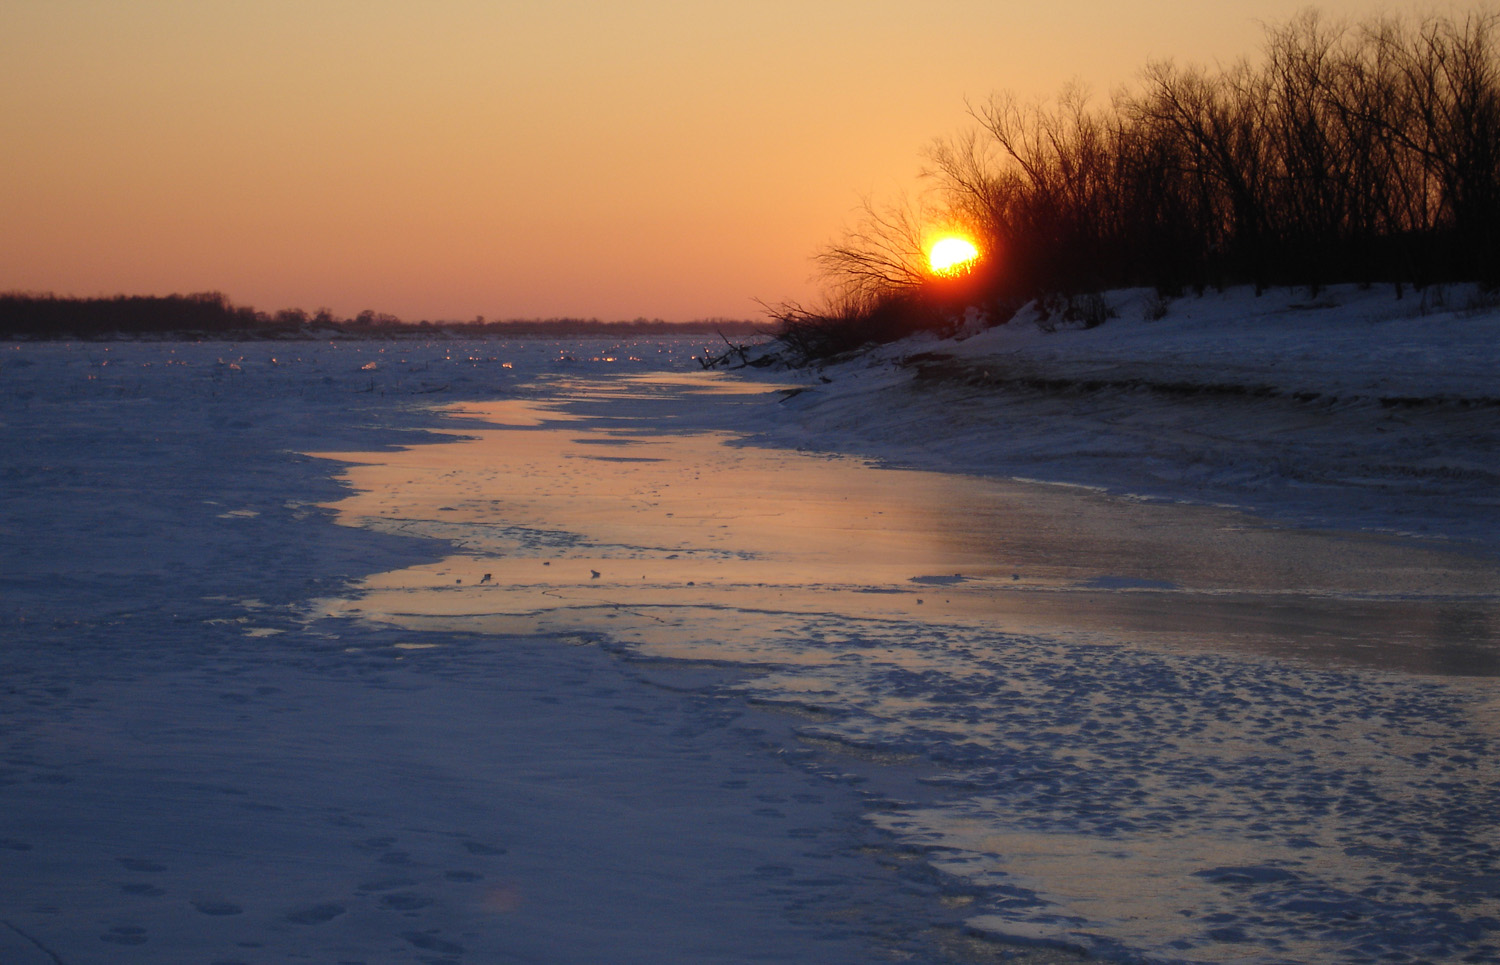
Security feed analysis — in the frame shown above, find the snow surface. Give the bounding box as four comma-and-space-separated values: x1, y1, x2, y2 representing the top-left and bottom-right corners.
0, 340, 976, 965
745, 284, 1500, 551
2, 295, 1498, 965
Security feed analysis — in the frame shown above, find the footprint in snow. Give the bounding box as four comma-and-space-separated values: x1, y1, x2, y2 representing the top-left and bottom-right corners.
462, 841, 507, 856
380, 892, 433, 911
403, 931, 465, 955
117, 857, 166, 873
118, 882, 166, 896
285, 902, 346, 925
100, 925, 148, 945
192, 899, 243, 916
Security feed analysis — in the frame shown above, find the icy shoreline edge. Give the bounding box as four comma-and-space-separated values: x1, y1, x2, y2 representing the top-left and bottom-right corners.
732, 284, 1500, 556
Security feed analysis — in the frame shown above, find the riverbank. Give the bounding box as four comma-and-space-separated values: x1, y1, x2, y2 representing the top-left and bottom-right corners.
739, 283, 1500, 553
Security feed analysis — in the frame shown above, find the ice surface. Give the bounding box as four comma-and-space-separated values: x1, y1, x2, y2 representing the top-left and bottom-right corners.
0, 340, 982, 964
3, 296, 1499, 964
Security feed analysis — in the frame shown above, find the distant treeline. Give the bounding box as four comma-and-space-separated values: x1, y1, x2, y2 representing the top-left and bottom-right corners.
0, 292, 266, 338
787, 10, 1500, 358
0, 292, 759, 339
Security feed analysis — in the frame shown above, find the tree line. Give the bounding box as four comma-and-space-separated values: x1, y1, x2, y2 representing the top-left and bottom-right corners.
0, 292, 758, 339
789, 9, 1500, 358
0, 292, 268, 338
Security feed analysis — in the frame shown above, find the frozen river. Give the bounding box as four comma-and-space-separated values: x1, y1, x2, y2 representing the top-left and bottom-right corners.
2, 337, 1498, 963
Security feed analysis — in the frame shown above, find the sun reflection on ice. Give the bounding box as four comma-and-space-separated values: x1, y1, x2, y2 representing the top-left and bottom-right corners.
303, 367, 1500, 964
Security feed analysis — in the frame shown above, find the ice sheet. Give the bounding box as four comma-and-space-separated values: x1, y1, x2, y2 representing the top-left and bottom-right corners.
313, 356, 1499, 963
4, 298, 1499, 964
0, 339, 986, 964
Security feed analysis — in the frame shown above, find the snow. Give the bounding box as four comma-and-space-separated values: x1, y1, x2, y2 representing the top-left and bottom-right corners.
0, 340, 954, 964
2, 289, 1498, 965
747, 283, 1500, 550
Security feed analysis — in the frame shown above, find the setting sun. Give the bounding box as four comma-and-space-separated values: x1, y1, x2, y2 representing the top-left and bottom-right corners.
928, 236, 979, 276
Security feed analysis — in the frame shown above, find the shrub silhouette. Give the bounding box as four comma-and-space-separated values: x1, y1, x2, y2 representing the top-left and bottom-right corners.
782, 9, 1500, 358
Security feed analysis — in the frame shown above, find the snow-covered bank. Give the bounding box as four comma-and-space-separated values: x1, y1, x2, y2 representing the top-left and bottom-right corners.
740, 284, 1500, 552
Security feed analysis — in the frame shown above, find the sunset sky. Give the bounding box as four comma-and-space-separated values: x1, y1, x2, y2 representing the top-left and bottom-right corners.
3, 1, 1412, 321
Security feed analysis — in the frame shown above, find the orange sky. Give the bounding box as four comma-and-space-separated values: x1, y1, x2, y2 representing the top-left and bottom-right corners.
2, 1, 1414, 321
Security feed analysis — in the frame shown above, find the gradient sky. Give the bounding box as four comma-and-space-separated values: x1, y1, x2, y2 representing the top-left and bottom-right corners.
2, 1, 1418, 321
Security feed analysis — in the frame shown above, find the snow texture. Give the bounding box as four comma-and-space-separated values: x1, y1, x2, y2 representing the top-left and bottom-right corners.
2, 288, 1498, 965
0, 340, 970, 964
747, 284, 1500, 550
